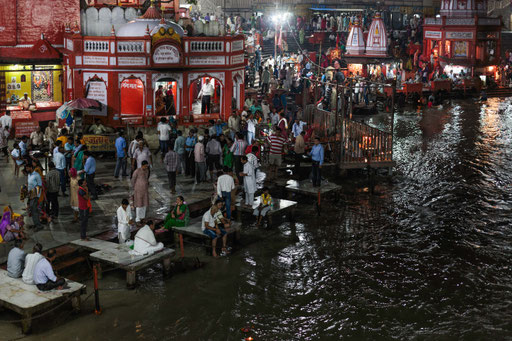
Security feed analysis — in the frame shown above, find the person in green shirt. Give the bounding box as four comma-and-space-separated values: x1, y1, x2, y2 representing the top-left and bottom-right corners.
158, 196, 189, 232
223, 138, 234, 169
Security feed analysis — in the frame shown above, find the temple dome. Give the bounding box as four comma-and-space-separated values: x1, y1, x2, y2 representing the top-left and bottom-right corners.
346, 18, 365, 56
116, 4, 184, 37
150, 19, 185, 37
365, 13, 388, 57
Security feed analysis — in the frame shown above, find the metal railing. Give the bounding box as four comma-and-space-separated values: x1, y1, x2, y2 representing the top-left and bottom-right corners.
341, 120, 393, 165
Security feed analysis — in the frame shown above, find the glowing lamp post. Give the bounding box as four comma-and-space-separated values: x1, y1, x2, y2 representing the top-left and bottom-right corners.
271, 12, 290, 58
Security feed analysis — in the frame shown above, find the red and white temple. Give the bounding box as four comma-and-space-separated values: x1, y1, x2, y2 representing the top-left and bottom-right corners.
422, 0, 501, 74
63, 3, 245, 127
0, 0, 245, 133
365, 13, 388, 57
342, 14, 395, 78
345, 19, 366, 56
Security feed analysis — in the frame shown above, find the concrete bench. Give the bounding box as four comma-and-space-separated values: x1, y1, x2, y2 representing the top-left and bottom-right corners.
70, 238, 120, 253
71, 238, 175, 289
235, 197, 297, 227
170, 217, 241, 256
285, 179, 342, 197
0, 269, 85, 334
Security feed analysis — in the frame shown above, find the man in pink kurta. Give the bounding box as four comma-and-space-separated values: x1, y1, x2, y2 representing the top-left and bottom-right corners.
131, 160, 150, 223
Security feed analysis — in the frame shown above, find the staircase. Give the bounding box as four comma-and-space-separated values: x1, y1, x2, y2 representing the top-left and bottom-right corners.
501, 32, 512, 59
261, 30, 336, 59
487, 88, 512, 97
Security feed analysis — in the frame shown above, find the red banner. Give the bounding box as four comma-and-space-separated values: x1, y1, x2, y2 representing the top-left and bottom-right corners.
120, 78, 144, 115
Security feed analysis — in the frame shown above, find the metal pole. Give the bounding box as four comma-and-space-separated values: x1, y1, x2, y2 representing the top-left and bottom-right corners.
274, 23, 277, 60
390, 81, 396, 160
334, 83, 339, 163
340, 86, 346, 165
93, 264, 101, 315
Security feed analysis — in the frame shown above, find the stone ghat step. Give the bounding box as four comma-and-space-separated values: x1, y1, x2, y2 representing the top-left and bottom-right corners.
53, 256, 89, 280
52, 245, 81, 262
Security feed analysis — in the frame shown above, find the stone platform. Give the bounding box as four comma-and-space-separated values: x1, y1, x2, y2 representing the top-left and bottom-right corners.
235, 197, 297, 227
283, 179, 342, 197
0, 154, 216, 263
71, 238, 175, 288
0, 269, 85, 334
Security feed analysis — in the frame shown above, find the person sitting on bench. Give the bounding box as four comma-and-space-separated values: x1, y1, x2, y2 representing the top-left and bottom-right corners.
131, 220, 164, 256
214, 199, 231, 230
158, 196, 190, 232
22, 243, 44, 284
33, 249, 66, 291
202, 205, 228, 257
7, 238, 26, 278
253, 187, 273, 226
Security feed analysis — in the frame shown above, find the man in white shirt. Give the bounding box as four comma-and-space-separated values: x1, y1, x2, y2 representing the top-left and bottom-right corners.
156, 117, 172, 160
270, 109, 280, 127
240, 156, 256, 206
20, 93, 32, 110
132, 142, 152, 169
117, 199, 133, 244
0, 111, 12, 133
216, 166, 235, 220
206, 136, 222, 181
244, 97, 254, 109
33, 249, 65, 291
246, 114, 257, 145
22, 243, 44, 284
261, 100, 270, 122
54, 146, 67, 196
30, 126, 44, 148
198, 78, 215, 114
201, 205, 228, 257
246, 145, 259, 172
228, 112, 240, 140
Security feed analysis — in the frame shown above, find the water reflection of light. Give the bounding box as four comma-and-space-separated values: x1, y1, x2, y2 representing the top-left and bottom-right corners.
480, 100, 500, 141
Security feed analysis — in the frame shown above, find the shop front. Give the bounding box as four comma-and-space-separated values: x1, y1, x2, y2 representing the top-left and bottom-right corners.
0, 38, 65, 136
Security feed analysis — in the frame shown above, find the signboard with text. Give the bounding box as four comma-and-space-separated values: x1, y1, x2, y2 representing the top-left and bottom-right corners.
425, 31, 442, 39
85, 81, 108, 116
153, 45, 180, 64
82, 134, 115, 152
15, 121, 39, 138
120, 78, 144, 115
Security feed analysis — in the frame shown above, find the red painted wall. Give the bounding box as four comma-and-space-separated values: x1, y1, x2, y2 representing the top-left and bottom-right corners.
0, 0, 80, 46
0, 0, 17, 45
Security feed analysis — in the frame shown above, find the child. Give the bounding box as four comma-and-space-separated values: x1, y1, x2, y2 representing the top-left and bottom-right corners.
253, 187, 272, 226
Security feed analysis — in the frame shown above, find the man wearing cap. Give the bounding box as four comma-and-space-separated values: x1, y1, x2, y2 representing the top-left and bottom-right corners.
20, 93, 32, 110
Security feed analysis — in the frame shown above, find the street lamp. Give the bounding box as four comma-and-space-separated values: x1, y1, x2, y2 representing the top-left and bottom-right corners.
271, 12, 290, 59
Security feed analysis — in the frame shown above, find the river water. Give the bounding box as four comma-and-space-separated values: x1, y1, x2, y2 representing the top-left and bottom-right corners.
21, 98, 512, 340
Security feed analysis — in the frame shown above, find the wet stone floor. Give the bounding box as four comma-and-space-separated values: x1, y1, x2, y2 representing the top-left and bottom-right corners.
2, 98, 512, 340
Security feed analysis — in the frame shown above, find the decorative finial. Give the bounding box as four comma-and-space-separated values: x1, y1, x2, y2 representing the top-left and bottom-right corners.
73, 21, 80, 34
41, 33, 45, 40
111, 25, 115, 36
145, 24, 150, 35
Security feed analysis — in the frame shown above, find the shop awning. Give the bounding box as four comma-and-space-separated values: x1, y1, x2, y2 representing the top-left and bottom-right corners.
0, 37, 62, 64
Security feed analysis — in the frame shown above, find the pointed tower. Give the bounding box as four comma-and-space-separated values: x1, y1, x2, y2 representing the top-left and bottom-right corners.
346, 18, 365, 56
365, 13, 388, 57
